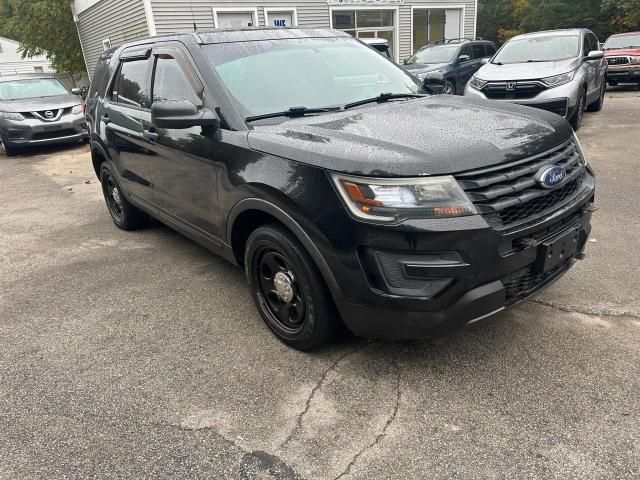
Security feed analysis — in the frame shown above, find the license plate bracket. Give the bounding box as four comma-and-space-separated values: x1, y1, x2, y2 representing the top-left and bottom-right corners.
536, 226, 581, 273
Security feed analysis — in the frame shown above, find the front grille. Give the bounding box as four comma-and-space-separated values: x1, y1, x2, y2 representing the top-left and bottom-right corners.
607, 56, 630, 65
482, 81, 547, 100
32, 129, 77, 141
502, 259, 572, 303
456, 140, 586, 229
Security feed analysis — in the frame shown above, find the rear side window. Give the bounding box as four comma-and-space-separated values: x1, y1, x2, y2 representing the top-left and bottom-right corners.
471, 44, 485, 59
152, 55, 203, 107
111, 59, 150, 108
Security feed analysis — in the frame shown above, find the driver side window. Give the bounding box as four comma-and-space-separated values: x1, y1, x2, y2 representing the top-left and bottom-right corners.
152, 53, 204, 107
459, 45, 471, 62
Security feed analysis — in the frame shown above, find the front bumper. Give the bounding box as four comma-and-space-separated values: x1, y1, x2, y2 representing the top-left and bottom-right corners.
326, 172, 595, 340
0, 112, 88, 147
606, 64, 640, 83
464, 80, 581, 118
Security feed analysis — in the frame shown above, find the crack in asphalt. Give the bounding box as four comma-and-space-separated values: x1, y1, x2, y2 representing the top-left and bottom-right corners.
531, 298, 640, 320
333, 357, 403, 480
279, 341, 373, 449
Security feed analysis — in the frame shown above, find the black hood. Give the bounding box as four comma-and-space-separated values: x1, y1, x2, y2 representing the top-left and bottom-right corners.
0, 94, 81, 113
247, 96, 573, 177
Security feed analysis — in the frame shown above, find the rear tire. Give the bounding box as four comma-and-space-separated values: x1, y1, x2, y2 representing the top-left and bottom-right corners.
245, 224, 338, 350
587, 81, 606, 112
570, 88, 586, 131
100, 162, 147, 230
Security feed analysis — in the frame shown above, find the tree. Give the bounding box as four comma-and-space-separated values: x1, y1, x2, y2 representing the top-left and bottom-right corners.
0, 0, 85, 74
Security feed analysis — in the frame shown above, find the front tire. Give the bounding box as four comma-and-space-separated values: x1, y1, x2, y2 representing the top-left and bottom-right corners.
0, 135, 19, 157
442, 80, 456, 95
245, 224, 338, 350
100, 162, 146, 230
570, 88, 586, 131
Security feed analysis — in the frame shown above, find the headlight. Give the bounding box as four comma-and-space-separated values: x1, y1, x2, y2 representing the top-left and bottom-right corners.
0, 111, 25, 121
71, 104, 85, 114
469, 76, 488, 90
331, 173, 477, 222
416, 72, 427, 80
541, 71, 575, 88
630, 56, 640, 65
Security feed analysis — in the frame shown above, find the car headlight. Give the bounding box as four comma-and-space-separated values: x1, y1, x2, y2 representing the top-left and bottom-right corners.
71, 104, 85, 114
469, 76, 488, 90
541, 71, 575, 88
630, 56, 640, 65
0, 111, 25, 121
331, 173, 477, 222
416, 72, 427, 80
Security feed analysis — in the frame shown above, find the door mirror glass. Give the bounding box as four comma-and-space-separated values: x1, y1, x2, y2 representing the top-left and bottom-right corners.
71, 88, 82, 95
151, 100, 220, 129
457, 54, 470, 63
586, 50, 604, 61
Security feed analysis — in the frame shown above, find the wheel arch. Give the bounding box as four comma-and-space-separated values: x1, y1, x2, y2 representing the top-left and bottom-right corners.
227, 198, 343, 302
91, 142, 110, 178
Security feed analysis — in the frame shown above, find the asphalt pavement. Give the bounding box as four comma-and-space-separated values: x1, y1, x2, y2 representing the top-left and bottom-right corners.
1, 87, 639, 479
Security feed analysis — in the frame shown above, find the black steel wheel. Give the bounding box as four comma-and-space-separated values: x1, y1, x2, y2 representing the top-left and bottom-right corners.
100, 162, 146, 230
245, 224, 339, 350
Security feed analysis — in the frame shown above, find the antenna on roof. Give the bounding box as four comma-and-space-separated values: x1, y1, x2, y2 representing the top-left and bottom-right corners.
188, 0, 197, 30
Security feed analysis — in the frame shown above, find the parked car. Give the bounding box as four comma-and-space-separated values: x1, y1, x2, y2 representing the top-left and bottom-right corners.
360, 37, 392, 59
403, 39, 497, 94
88, 28, 595, 350
464, 29, 607, 130
602, 31, 640, 88
0, 74, 87, 156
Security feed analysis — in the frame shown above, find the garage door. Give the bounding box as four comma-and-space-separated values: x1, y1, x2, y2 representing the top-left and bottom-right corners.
217, 12, 255, 28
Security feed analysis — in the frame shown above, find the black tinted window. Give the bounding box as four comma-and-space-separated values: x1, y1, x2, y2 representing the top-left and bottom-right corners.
471, 44, 485, 59
485, 44, 497, 56
459, 45, 472, 61
152, 55, 203, 107
113, 59, 149, 108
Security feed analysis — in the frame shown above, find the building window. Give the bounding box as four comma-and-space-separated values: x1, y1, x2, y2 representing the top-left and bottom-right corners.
33, 66, 44, 73
264, 8, 297, 28
102, 38, 112, 51
412, 9, 463, 54
332, 9, 396, 59
213, 8, 259, 28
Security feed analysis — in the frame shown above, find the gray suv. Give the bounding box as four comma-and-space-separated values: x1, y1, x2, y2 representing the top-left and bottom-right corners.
0, 74, 88, 156
464, 29, 607, 130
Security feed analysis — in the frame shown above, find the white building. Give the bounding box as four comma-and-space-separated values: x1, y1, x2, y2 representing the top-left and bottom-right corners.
0, 37, 55, 76
72, 0, 478, 77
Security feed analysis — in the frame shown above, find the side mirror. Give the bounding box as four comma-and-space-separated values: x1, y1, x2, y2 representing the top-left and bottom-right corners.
481, 57, 490, 65
151, 100, 220, 130
71, 88, 81, 95
457, 54, 470, 63
586, 50, 604, 61
422, 71, 446, 95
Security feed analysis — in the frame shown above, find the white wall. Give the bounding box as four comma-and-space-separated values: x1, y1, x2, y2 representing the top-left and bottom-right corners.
0, 37, 54, 76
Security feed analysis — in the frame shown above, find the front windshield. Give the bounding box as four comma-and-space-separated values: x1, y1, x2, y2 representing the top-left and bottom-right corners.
604, 34, 640, 49
0, 78, 68, 101
204, 37, 420, 117
493, 35, 580, 64
406, 45, 458, 65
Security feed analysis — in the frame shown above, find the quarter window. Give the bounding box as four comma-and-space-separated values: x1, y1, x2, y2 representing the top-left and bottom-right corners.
152, 55, 203, 107
111, 59, 150, 108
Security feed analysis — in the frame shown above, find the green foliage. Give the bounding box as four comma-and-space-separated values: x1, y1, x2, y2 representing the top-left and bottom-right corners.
0, 0, 85, 74
478, 0, 640, 44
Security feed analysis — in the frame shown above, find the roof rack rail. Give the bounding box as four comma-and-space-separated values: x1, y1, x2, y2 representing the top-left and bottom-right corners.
428, 37, 484, 45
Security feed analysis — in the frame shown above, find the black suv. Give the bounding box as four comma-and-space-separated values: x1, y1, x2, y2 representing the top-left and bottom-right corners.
403, 39, 498, 94
87, 28, 595, 350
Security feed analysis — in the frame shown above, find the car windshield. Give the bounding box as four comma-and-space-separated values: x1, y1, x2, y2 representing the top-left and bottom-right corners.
406, 45, 458, 65
0, 78, 68, 101
493, 35, 580, 64
204, 37, 420, 117
604, 34, 640, 49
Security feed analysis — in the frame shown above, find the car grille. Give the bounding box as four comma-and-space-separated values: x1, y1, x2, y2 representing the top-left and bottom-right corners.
456, 140, 586, 229
502, 259, 573, 304
607, 56, 630, 65
482, 81, 547, 100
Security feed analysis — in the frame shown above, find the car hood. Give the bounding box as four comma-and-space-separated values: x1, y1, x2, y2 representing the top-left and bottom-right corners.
0, 94, 81, 113
247, 95, 572, 177
475, 58, 579, 81
403, 63, 449, 74
604, 47, 640, 56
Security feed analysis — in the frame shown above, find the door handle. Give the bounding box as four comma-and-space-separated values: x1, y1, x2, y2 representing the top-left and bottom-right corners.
143, 129, 159, 142
100, 114, 110, 125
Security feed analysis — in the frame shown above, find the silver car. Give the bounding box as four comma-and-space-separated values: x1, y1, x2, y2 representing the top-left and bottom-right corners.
464, 29, 607, 130
0, 74, 88, 156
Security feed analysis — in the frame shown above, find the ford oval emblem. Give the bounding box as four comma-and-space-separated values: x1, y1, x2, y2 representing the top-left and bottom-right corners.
536, 165, 567, 189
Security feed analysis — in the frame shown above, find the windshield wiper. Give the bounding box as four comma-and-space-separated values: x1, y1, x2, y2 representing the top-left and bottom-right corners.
525, 59, 548, 63
246, 106, 341, 122
344, 92, 426, 110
